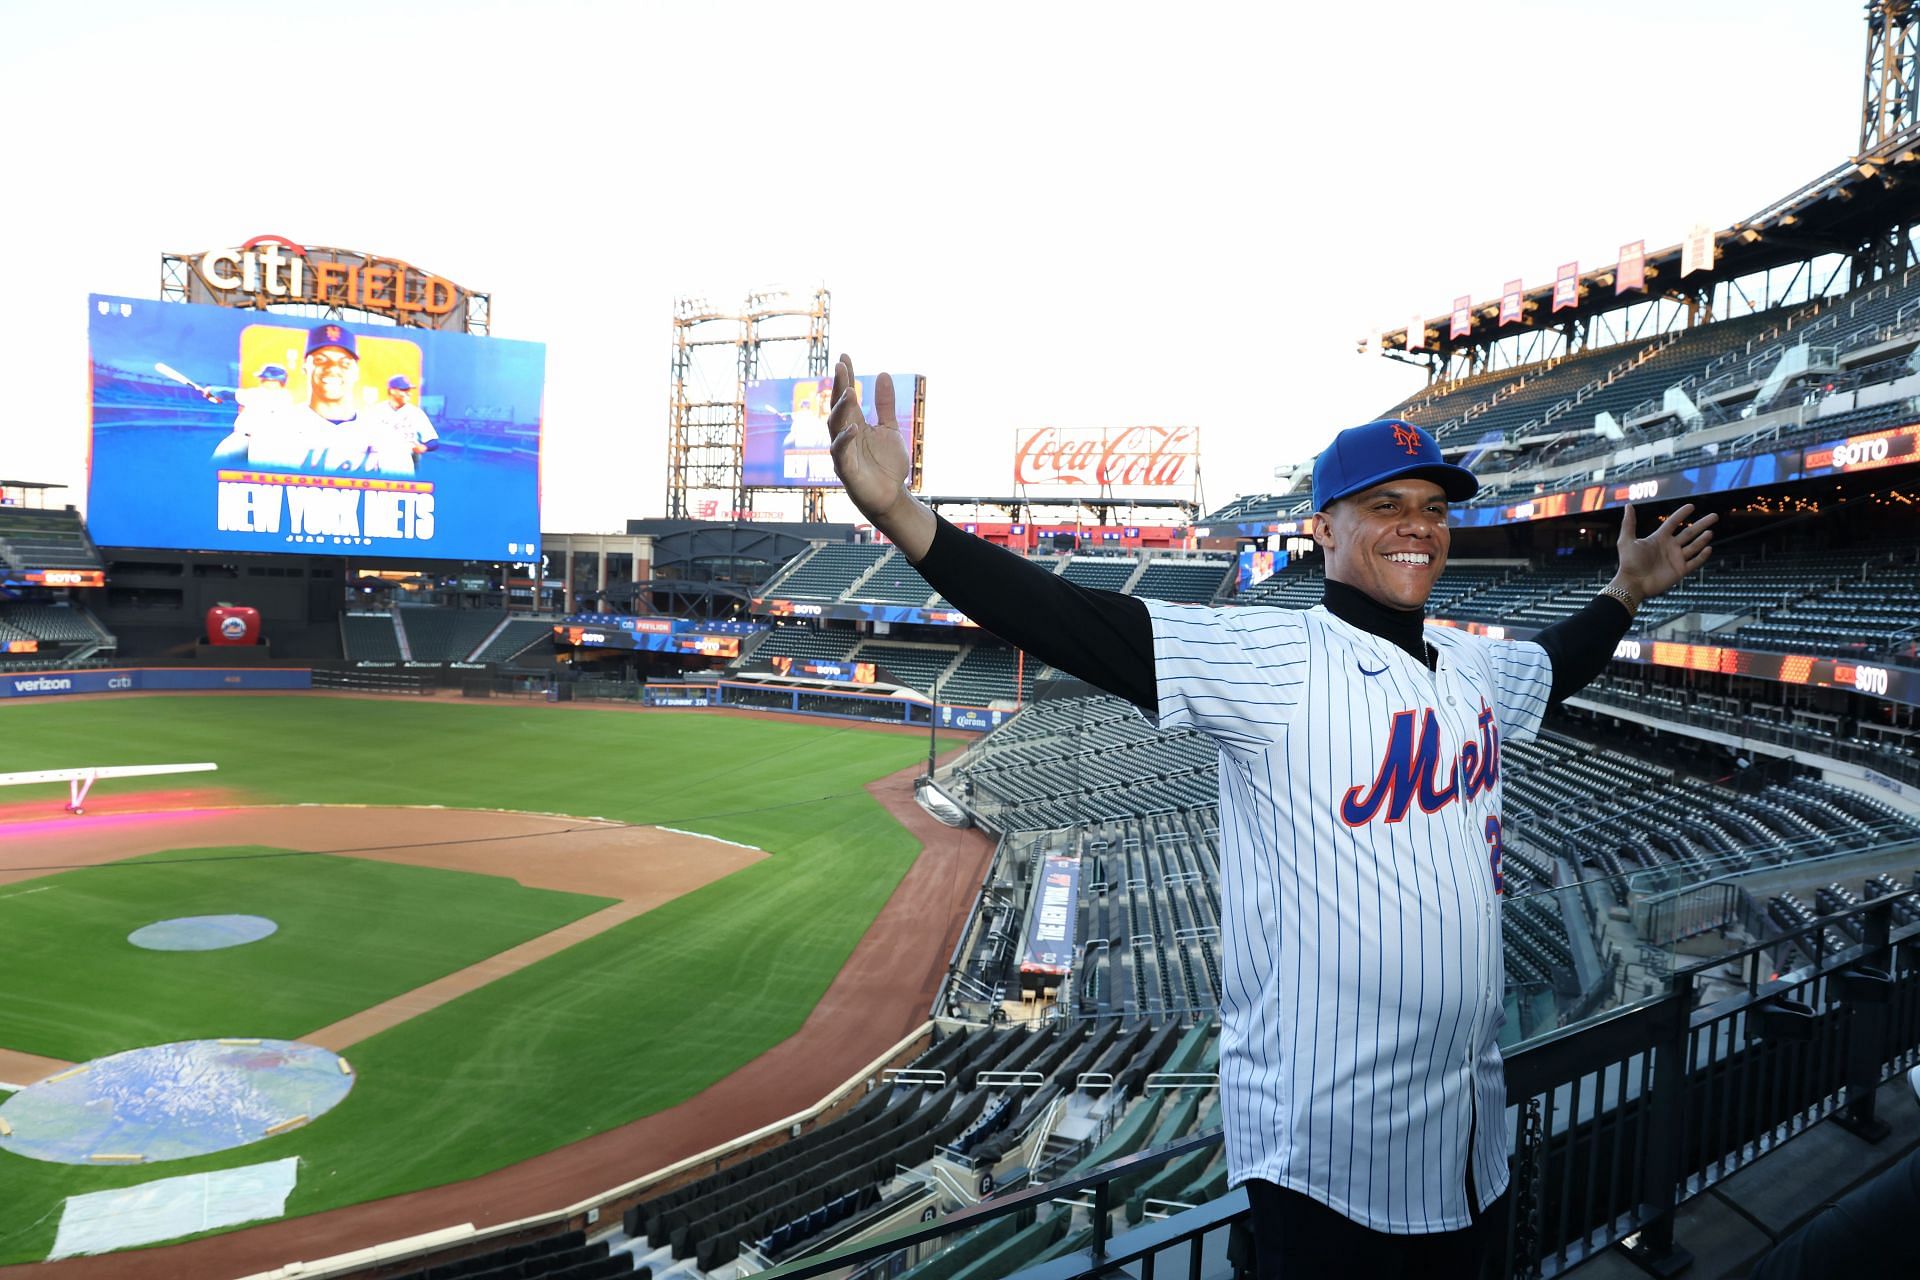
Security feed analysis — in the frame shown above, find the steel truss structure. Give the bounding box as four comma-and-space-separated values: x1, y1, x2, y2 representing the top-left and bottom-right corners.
1863, 0, 1920, 153
666, 288, 831, 521
1378, 4, 1920, 385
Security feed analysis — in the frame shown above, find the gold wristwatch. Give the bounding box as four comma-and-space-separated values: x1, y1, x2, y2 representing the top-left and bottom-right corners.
1598, 583, 1640, 618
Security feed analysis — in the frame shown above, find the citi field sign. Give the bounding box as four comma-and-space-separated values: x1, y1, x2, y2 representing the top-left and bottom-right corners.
1013, 426, 1200, 489
178, 235, 466, 321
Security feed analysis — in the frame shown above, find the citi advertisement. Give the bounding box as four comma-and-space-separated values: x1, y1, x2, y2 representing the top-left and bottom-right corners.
87, 294, 544, 561
744, 374, 921, 488
0, 667, 312, 699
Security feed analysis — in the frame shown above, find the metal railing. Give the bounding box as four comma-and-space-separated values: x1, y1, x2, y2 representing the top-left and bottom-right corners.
747, 890, 1919, 1280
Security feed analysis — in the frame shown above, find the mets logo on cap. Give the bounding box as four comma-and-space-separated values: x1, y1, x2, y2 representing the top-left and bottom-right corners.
1311, 418, 1481, 510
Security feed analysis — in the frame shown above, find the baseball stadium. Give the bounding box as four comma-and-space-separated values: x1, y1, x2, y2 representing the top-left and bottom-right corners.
8, 9, 1920, 1280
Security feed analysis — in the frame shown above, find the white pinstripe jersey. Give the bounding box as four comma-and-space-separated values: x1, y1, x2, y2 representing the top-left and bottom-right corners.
1142, 599, 1553, 1234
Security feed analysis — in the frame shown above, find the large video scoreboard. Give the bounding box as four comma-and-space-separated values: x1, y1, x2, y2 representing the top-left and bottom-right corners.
87, 294, 544, 562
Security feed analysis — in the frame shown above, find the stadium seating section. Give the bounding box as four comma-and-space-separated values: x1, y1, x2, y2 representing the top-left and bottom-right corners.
749, 624, 862, 664
615, 1019, 1219, 1275
1213, 545, 1920, 662
473, 618, 558, 665
847, 550, 938, 606
385, 1230, 631, 1280
334, 608, 558, 666
341, 613, 403, 662
1129, 558, 1232, 604
760, 544, 889, 601
854, 641, 957, 693
397, 606, 510, 662
1198, 262, 1920, 529
0, 602, 109, 647
940, 644, 1035, 706
0, 506, 102, 571
940, 691, 1920, 1028
736, 549, 1231, 705
1058, 557, 1137, 592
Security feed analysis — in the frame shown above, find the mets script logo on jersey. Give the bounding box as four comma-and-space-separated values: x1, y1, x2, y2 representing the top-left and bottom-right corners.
1340, 701, 1499, 825
1390, 423, 1424, 455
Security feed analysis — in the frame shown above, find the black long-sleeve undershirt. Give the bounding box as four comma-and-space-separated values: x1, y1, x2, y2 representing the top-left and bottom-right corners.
911, 515, 1631, 715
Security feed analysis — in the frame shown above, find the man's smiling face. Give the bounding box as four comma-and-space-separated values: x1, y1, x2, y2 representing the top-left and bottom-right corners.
1313, 476, 1450, 610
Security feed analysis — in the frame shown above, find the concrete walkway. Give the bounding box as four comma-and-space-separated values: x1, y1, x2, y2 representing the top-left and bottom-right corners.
1571, 1072, 1920, 1279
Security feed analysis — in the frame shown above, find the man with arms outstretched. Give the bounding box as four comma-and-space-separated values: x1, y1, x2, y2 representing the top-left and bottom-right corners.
827, 357, 1715, 1279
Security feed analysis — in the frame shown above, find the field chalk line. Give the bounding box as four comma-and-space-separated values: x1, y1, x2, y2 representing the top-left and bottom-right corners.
657, 827, 765, 853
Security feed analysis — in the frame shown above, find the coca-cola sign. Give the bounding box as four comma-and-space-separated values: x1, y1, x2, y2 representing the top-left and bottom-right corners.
1013, 426, 1200, 488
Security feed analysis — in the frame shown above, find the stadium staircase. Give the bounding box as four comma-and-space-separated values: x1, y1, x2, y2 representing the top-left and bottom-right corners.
758, 544, 889, 602
396, 606, 509, 663
473, 617, 559, 666
601, 1020, 1214, 1279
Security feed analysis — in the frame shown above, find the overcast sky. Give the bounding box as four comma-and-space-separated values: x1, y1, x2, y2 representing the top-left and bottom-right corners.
0, 1, 1864, 532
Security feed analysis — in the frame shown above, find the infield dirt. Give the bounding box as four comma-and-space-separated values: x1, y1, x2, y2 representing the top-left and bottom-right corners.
0, 806, 763, 1083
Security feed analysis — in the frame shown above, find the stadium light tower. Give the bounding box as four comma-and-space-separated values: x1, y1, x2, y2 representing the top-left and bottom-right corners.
666, 287, 830, 522
1861, 0, 1920, 154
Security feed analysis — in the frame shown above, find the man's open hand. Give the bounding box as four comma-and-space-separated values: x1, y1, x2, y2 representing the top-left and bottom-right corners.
828, 354, 935, 558
1615, 502, 1718, 601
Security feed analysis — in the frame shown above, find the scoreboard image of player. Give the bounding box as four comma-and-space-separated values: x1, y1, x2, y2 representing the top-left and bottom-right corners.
86, 294, 544, 562
743, 373, 922, 488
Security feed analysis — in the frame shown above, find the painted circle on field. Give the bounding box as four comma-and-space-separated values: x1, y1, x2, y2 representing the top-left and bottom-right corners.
0, 1039, 353, 1165
128, 914, 278, 951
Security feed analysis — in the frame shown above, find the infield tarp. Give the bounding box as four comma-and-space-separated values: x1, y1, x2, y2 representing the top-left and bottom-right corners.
50, 1158, 297, 1259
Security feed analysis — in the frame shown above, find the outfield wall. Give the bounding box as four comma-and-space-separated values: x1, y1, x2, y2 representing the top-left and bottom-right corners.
0, 667, 313, 700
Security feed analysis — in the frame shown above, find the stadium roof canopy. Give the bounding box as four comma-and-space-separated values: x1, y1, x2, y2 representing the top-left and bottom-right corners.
1385, 123, 1920, 360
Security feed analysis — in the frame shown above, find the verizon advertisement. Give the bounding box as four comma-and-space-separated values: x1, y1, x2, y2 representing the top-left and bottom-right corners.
1013, 426, 1199, 491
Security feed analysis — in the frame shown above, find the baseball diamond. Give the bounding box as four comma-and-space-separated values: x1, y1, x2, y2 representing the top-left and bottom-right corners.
10, 8, 1920, 1279
0, 700, 984, 1270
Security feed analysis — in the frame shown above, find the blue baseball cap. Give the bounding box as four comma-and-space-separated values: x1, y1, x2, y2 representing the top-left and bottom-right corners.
256, 364, 287, 382
1311, 419, 1479, 511
305, 322, 358, 358
387, 374, 413, 391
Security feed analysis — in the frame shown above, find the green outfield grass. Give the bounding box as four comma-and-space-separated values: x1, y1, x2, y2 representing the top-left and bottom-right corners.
0, 847, 614, 1062
0, 697, 958, 1263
